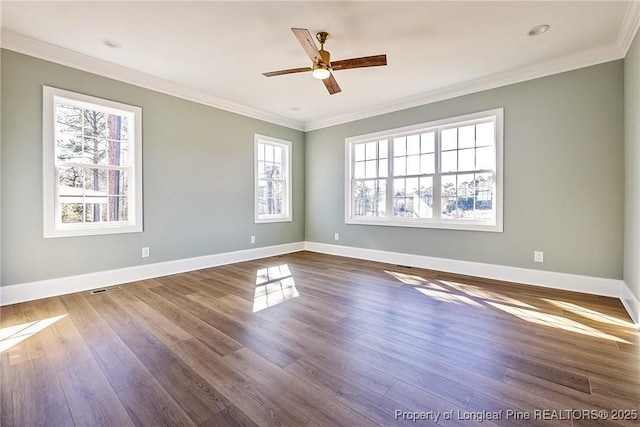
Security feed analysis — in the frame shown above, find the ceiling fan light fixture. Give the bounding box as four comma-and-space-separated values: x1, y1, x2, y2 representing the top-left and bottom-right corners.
312, 62, 331, 80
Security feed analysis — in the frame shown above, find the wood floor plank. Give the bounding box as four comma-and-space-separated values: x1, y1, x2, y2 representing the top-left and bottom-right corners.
384, 380, 489, 427
59, 292, 152, 392
86, 293, 229, 424
151, 285, 302, 367
1, 251, 637, 427
122, 284, 243, 357
58, 359, 134, 426
117, 379, 197, 427
285, 357, 420, 427
10, 357, 74, 426
224, 347, 381, 427
171, 337, 310, 427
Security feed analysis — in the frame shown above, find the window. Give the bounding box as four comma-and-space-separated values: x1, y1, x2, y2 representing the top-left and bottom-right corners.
254, 134, 292, 223
43, 86, 142, 238
345, 108, 503, 232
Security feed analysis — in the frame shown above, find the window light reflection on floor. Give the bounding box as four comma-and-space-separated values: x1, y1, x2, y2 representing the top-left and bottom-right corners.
545, 299, 635, 328
384, 270, 633, 343
0, 314, 68, 353
253, 264, 299, 312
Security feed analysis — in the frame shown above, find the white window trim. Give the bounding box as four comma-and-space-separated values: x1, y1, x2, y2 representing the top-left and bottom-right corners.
345, 108, 504, 232
43, 86, 143, 238
254, 134, 292, 223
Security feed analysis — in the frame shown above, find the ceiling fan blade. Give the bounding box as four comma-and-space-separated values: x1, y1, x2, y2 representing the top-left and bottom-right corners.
292, 28, 320, 62
322, 74, 342, 95
263, 67, 312, 77
331, 54, 387, 71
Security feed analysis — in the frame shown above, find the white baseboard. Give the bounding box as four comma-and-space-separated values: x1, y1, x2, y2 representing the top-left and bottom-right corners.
621, 282, 640, 329
303, 242, 640, 325
304, 242, 623, 297
2, 240, 637, 329
0, 242, 304, 306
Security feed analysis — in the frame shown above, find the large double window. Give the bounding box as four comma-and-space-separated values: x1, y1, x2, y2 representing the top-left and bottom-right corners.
254, 134, 292, 223
345, 108, 503, 232
43, 86, 142, 238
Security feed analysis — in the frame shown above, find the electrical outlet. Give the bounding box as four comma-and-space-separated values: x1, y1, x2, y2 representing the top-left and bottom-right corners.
142, 247, 150, 258
534, 251, 544, 263
334, 233, 339, 241
251, 235, 256, 244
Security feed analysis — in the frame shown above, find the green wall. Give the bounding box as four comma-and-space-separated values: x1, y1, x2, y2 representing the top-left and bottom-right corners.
305, 61, 625, 280
1, 49, 305, 286
624, 30, 640, 301
0, 48, 629, 288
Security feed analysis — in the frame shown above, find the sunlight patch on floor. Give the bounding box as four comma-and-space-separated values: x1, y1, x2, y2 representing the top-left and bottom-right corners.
414, 287, 484, 307
487, 302, 630, 344
0, 314, 68, 353
253, 264, 299, 312
545, 299, 636, 328
384, 269, 632, 344
384, 270, 430, 286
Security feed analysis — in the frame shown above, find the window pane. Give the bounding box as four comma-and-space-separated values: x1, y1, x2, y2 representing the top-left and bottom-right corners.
258, 179, 283, 215
57, 133, 82, 163
83, 110, 107, 138
354, 180, 386, 217
258, 143, 265, 160
366, 142, 377, 160
421, 132, 435, 153
354, 143, 365, 161
476, 173, 495, 220
58, 166, 83, 191
476, 122, 494, 147
83, 137, 107, 165
441, 150, 457, 173
105, 114, 127, 167
84, 168, 109, 195
394, 137, 406, 156
274, 146, 282, 163
407, 155, 420, 175
84, 203, 107, 223
61, 203, 84, 224
378, 140, 388, 159
393, 177, 432, 218
354, 161, 365, 179
458, 148, 475, 171
458, 125, 475, 149
407, 134, 420, 155
421, 153, 435, 174
265, 144, 274, 162
418, 176, 433, 218
441, 175, 457, 219
365, 160, 377, 178
394, 156, 406, 176
56, 104, 82, 135
378, 159, 388, 178
476, 146, 494, 170
441, 128, 457, 151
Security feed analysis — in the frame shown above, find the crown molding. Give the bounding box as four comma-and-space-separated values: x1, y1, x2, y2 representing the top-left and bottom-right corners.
618, 0, 640, 55
0, 30, 305, 131
304, 42, 626, 131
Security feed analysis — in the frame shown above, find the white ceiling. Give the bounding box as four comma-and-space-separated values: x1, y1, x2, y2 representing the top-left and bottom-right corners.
1, 1, 639, 130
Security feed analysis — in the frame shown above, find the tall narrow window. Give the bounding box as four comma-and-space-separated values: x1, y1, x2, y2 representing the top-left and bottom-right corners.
346, 108, 503, 232
254, 134, 292, 223
43, 86, 142, 238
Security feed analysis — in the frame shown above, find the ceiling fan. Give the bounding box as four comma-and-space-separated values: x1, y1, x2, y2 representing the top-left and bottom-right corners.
262, 28, 387, 95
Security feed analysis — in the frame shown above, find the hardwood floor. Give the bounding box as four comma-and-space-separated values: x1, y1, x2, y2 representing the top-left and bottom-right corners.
1, 251, 638, 427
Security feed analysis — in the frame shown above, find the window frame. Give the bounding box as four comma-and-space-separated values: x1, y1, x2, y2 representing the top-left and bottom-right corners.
345, 108, 504, 232
254, 134, 292, 224
43, 86, 143, 238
